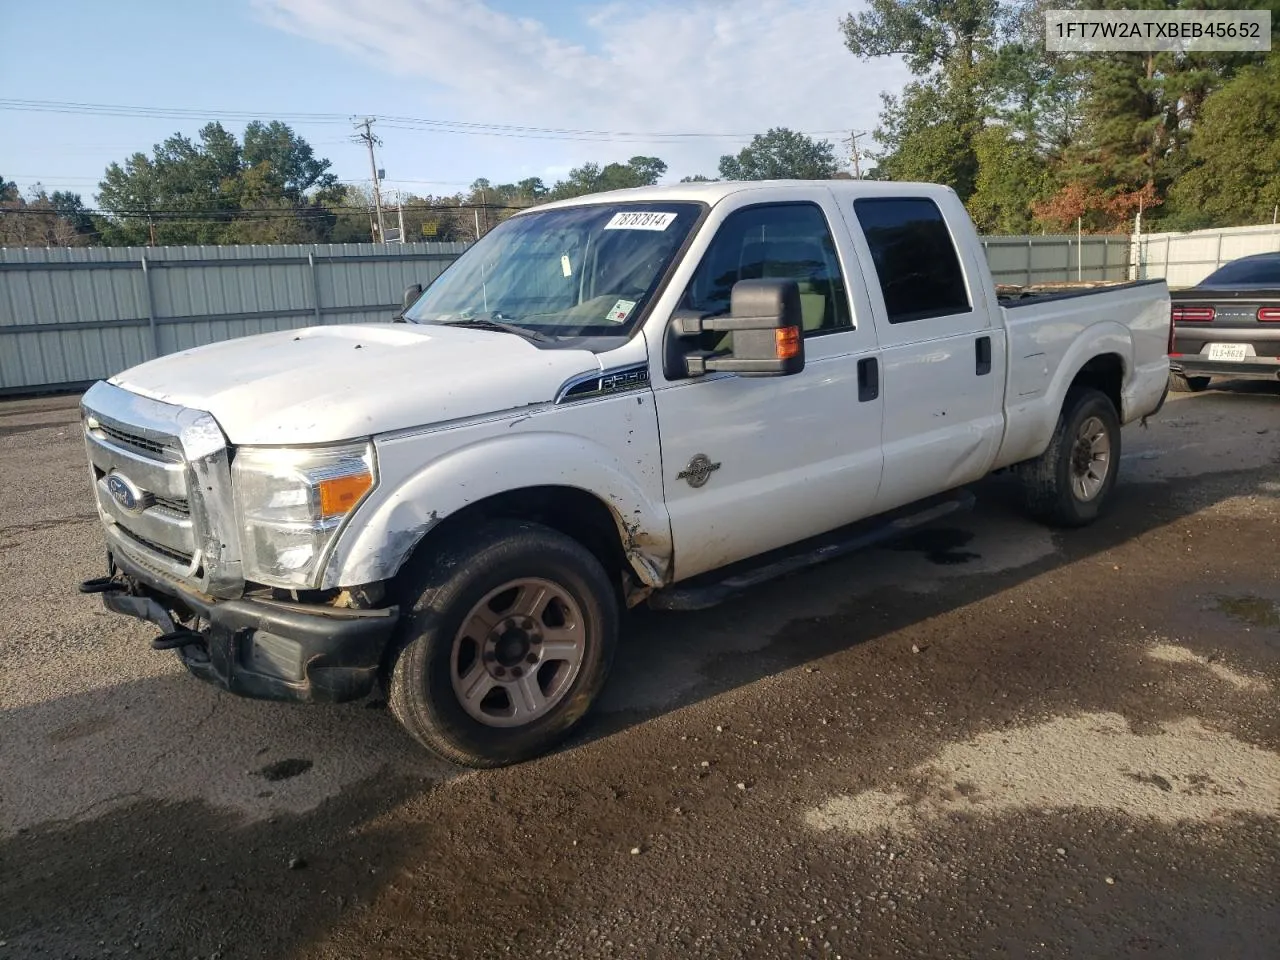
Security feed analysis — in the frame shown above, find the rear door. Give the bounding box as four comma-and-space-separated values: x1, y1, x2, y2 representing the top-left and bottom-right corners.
844, 195, 1006, 513
651, 190, 884, 581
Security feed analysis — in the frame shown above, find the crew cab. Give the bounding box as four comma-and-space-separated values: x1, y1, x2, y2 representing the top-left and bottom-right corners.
79, 180, 1171, 767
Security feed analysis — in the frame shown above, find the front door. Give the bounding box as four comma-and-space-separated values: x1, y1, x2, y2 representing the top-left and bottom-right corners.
650, 193, 884, 582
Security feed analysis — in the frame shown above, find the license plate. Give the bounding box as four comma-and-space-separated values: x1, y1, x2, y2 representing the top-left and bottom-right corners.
1207, 343, 1249, 362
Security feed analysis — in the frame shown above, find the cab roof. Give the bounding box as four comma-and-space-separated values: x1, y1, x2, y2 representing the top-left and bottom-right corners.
532, 178, 956, 212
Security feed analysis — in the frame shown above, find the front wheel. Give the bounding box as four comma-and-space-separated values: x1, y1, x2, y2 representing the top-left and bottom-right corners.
387, 520, 619, 767
1016, 387, 1121, 528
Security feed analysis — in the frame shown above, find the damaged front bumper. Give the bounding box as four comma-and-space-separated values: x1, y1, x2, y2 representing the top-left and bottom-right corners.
82, 549, 400, 704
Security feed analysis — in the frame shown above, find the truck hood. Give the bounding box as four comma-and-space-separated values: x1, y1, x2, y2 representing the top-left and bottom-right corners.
109, 323, 602, 445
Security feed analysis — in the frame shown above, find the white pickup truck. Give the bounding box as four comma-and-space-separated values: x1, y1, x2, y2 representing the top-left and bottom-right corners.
79, 180, 1171, 766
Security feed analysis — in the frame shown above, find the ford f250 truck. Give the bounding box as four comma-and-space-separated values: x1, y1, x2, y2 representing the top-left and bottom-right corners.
79, 180, 1171, 767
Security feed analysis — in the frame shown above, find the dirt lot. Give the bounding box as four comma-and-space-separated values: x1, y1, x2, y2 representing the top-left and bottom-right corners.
2, 382, 1278, 960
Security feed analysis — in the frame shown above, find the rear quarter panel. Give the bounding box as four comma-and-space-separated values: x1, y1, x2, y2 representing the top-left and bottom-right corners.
996, 281, 1170, 468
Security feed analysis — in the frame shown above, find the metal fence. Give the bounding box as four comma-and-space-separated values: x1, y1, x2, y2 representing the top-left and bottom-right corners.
0, 242, 467, 393
980, 235, 1131, 286
1131, 223, 1280, 288
5, 224, 1275, 393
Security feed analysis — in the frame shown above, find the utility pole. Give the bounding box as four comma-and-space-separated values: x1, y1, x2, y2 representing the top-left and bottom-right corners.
396, 189, 406, 243
847, 130, 867, 180
352, 117, 387, 243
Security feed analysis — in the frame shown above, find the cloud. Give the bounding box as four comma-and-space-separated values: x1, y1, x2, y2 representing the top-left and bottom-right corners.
252, 0, 909, 181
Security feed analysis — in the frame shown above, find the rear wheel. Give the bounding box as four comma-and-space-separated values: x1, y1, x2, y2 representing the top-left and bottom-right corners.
1016, 387, 1121, 528
387, 520, 618, 767
1170, 372, 1211, 393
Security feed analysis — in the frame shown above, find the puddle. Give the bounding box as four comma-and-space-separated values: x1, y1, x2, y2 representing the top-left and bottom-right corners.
1215, 595, 1280, 630
805, 712, 1280, 836
255, 758, 314, 782
887, 527, 980, 565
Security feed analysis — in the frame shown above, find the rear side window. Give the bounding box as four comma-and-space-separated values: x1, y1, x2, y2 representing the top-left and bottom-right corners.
853, 198, 972, 324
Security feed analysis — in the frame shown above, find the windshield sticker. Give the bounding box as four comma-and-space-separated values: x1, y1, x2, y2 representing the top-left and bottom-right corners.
561, 254, 573, 277
606, 299, 637, 323
604, 211, 677, 231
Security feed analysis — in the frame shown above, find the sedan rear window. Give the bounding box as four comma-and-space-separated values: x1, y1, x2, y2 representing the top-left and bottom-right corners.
1202, 257, 1280, 286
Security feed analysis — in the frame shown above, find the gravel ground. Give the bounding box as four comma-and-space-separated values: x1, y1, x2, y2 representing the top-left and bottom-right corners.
1, 381, 1278, 959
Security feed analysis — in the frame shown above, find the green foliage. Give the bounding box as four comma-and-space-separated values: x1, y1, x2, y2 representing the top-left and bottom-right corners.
717, 128, 839, 180
95, 122, 338, 245
967, 126, 1049, 233
0, 181, 93, 246
547, 156, 669, 200
1167, 54, 1280, 226
845, 0, 1280, 231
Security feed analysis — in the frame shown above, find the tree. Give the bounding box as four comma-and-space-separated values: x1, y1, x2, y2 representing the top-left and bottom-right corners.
547, 156, 669, 200
717, 128, 839, 180
95, 122, 338, 245
0, 181, 91, 246
967, 125, 1049, 233
842, 0, 1000, 199
1167, 54, 1280, 227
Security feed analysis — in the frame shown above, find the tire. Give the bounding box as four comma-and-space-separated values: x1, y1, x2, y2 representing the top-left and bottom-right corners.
387, 520, 618, 768
1016, 387, 1121, 528
1170, 372, 1211, 393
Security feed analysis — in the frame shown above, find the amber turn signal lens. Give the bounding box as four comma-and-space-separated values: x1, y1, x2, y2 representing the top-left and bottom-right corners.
775, 325, 801, 360
318, 471, 373, 517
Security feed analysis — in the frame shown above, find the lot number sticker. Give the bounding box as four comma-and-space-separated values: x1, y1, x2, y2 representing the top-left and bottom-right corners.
604, 211, 677, 231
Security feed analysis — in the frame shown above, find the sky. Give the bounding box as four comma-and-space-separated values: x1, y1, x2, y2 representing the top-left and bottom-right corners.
0, 0, 910, 204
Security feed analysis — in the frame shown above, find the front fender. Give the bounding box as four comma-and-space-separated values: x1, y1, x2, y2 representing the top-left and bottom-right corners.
322, 429, 672, 590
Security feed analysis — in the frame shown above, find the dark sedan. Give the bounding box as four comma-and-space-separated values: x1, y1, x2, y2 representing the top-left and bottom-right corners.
1169, 252, 1280, 391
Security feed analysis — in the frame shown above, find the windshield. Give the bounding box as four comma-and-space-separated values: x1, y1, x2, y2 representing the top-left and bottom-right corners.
404, 201, 704, 339
1201, 256, 1280, 286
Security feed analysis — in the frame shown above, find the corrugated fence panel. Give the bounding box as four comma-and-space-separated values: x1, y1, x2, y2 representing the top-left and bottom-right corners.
0, 241, 469, 392
980, 236, 1130, 285
1134, 223, 1280, 288
8, 225, 1277, 392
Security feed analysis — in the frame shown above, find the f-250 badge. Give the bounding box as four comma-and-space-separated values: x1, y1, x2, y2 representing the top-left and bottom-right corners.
678, 454, 721, 488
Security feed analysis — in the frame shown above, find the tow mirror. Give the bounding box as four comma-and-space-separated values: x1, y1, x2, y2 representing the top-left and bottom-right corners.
670, 278, 805, 377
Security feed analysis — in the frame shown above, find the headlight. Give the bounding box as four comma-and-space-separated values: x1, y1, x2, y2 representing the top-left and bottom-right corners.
231, 441, 376, 588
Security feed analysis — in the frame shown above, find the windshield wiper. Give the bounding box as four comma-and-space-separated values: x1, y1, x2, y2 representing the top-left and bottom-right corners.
441, 316, 550, 342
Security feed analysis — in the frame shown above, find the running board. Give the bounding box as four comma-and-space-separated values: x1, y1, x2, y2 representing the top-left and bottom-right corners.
648, 490, 976, 612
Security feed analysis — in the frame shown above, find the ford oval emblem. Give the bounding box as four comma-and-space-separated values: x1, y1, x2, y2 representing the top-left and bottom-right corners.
106, 473, 143, 514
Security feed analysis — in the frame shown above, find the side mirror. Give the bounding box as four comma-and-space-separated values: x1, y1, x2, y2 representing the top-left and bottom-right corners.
670, 278, 805, 377
402, 283, 423, 311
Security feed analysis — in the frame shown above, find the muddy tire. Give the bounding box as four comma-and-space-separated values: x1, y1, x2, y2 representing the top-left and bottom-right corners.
1016, 387, 1121, 528
1170, 372, 1211, 393
386, 520, 618, 768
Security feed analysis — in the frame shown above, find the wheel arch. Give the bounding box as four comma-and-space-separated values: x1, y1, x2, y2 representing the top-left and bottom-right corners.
321, 431, 673, 596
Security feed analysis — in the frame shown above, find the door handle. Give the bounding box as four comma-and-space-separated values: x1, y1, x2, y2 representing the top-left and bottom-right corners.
975, 336, 992, 376
857, 357, 879, 402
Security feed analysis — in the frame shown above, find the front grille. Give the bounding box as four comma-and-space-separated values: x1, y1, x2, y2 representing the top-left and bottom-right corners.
97, 421, 179, 461
83, 381, 239, 597
126, 530, 195, 566
152, 494, 191, 516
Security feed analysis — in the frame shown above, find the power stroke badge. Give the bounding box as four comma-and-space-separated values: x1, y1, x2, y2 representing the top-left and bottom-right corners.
677, 454, 721, 489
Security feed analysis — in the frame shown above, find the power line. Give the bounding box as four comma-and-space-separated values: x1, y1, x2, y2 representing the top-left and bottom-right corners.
0, 97, 852, 144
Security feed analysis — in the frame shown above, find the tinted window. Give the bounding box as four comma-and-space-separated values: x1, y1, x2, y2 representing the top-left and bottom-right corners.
684, 203, 852, 336
1201, 256, 1280, 286
853, 198, 971, 323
